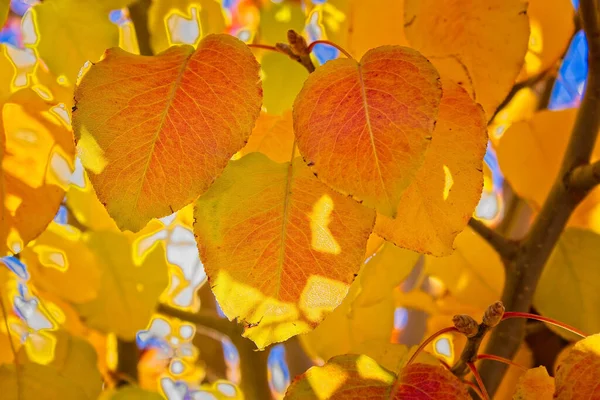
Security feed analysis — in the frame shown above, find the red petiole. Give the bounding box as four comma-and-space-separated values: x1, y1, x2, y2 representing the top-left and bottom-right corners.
502, 311, 588, 338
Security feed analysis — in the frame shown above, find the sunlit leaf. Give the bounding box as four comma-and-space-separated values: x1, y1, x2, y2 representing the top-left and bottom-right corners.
0, 45, 18, 103
1, 89, 75, 255
0, 330, 102, 400
99, 387, 164, 399
285, 356, 468, 399
535, 228, 600, 336
262, 52, 308, 115
519, 0, 574, 80
306, 0, 409, 60
24, 0, 120, 84
301, 242, 419, 368
148, 0, 226, 53
194, 153, 375, 348
73, 34, 262, 232
21, 222, 102, 304
424, 228, 505, 309
74, 231, 169, 340
293, 45, 442, 217
239, 110, 294, 163
554, 334, 600, 399
404, 0, 530, 117
513, 366, 554, 400
374, 79, 487, 255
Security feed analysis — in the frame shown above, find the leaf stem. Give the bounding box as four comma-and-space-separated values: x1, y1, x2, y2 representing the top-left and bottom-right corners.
307, 40, 354, 60
468, 218, 518, 260
479, 0, 600, 394
462, 379, 485, 400
468, 363, 490, 400
501, 311, 588, 338
476, 354, 527, 371
405, 326, 458, 366
248, 43, 288, 55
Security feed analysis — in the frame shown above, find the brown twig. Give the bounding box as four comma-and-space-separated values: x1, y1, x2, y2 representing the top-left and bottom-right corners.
478, 0, 600, 395
567, 159, 600, 191
129, 0, 154, 56
468, 218, 519, 261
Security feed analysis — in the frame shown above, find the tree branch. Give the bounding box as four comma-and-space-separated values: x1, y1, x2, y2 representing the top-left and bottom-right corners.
129, 0, 153, 56
468, 218, 519, 260
479, 0, 600, 395
568, 159, 600, 191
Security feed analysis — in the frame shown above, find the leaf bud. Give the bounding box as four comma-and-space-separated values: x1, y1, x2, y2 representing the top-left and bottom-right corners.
483, 301, 505, 327
453, 314, 479, 338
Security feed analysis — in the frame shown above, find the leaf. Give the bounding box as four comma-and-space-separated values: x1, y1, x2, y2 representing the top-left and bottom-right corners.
424, 227, 505, 309
24, 0, 120, 83
0, 45, 17, 104
74, 231, 169, 339
148, 0, 226, 53
238, 110, 295, 163
0, 0, 8, 29
284, 354, 395, 399
0, 331, 102, 400
73, 34, 262, 232
519, 0, 574, 81
306, 0, 409, 60
259, 1, 305, 46
21, 223, 102, 304
513, 366, 554, 400
99, 387, 164, 400
554, 334, 600, 399
293, 46, 442, 217
535, 228, 600, 336
374, 79, 487, 255
1, 89, 75, 255
193, 153, 375, 348
284, 356, 469, 399
262, 52, 308, 115
301, 242, 419, 368
404, 0, 530, 117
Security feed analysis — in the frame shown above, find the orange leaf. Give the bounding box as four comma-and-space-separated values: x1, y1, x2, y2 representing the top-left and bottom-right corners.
193, 153, 375, 348
238, 110, 294, 163
1, 89, 75, 255
554, 333, 600, 399
404, 0, 530, 117
73, 34, 262, 232
293, 46, 442, 217
513, 366, 554, 400
374, 79, 487, 255
284, 357, 469, 400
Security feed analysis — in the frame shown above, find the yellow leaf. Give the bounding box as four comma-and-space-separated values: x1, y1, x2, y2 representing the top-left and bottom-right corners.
513, 366, 554, 400
0, 330, 102, 400
301, 242, 419, 365
148, 0, 226, 53
424, 227, 505, 309
262, 52, 309, 115
99, 387, 164, 400
21, 222, 102, 304
0, 0, 8, 29
404, 0, 530, 117
194, 153, 375, 348
0, 45, 18, 103
24, 0, 120, 84
239, 110, 295, 163
73, 34, 262, 232
285, 354, 395, 399
306, 0, 409, 60
293, 45, 442, 217
259, 1, 305, 45
519, 0, 574, 80
1, 89, 75, 255
74, 231, 169, 340
554, 334, 600, 399
374, 79, 487, 256
535, 228, 600, 336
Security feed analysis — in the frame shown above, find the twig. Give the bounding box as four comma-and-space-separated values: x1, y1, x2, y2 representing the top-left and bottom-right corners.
129, 0, 154, 56
479, 0, 600, 395
567, 159, 600, 191
157, 303, 244, 339
468, 218, 519, 261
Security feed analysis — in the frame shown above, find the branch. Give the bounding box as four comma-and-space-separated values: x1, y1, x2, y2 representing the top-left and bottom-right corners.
468, 218, 518, 260
567, 160, 600, 191
129, 0, 153, 56
157, 303, 244, 340
479, 0, 600, 395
